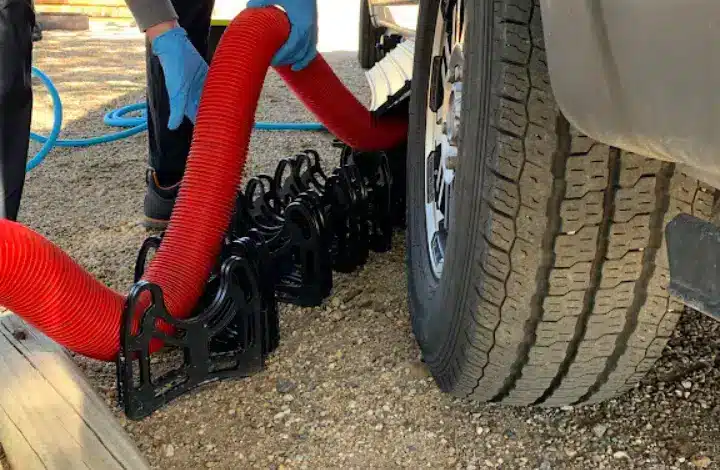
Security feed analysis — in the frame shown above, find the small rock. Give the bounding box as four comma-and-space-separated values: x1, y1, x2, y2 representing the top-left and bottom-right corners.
476, 427, 485, 435
283, 394, 295, 402
593, 424, 608, 438
682, 381, 693, 390
561, 405, 574, 412
165, 444, 175, 457
408, 361, 430, 379
375, 423, 384, 431
565, 449, 578, 458
613, 451, 630, 460
341, 288, 363, 303
205, 462, 217, 468
276, 379, 296, 394
331, 297, 341, 308
692, 456, 712, 468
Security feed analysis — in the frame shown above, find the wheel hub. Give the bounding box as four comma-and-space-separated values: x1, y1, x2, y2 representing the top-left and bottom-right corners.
424, 1, 465, 278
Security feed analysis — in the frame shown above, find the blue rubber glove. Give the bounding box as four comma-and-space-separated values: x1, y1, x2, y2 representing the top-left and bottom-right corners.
246, 0, 318, 71
151, 27, 209, 130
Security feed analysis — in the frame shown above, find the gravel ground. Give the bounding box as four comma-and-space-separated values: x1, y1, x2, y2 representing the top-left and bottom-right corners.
13, 11, 720, 470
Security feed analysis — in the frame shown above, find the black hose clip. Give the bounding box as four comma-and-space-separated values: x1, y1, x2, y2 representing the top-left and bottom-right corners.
117, 235, 274, 421
119, 140, 406, 419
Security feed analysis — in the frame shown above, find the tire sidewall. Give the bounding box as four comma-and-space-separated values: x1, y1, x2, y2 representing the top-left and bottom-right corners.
407, 0, 491, 371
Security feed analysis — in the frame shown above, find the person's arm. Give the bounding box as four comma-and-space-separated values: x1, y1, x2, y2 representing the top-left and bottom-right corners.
121, 0, 207, 130
246, 0, 318, 71
145, 20, 179, 40
123, 0, 178, 33
120, 0, 319, 130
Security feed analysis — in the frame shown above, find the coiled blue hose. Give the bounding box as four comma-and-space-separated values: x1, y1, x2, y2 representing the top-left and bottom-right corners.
28, 66, 326, 171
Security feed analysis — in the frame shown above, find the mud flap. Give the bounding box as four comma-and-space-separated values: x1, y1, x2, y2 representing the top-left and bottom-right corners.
666, 213, 720, 321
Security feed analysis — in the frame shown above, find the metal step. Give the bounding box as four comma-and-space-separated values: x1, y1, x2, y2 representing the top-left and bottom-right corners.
365, 39, 414, 117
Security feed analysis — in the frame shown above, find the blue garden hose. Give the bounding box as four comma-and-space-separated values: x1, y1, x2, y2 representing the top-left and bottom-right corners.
28, 66, 326, 172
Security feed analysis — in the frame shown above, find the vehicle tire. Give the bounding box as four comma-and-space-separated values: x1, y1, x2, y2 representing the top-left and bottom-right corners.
406, 0, 716, 406
358, 0, 381, 69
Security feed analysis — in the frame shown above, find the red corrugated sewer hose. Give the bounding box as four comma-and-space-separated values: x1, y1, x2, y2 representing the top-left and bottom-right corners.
0, 7, 407, 361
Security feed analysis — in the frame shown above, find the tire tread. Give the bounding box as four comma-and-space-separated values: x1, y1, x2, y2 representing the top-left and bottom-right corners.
431, 0, 716, 406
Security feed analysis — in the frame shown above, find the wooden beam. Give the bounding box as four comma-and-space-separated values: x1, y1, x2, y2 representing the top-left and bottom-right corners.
34, 4, 132, 19
34, 0, 127, 6
34, 0, 128, 6
0, 313, 149, 470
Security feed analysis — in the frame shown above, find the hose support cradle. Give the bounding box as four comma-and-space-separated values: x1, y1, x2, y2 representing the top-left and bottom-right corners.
117, 140, 406, 419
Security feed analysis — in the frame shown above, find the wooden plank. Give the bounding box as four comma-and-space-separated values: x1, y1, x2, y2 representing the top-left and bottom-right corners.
35, 13, 90, 31
34, 4, 132, 19
0, 313, 149, 470
34, 0, 128, 7
34, 0, 245, 21
0, 407, 45, 470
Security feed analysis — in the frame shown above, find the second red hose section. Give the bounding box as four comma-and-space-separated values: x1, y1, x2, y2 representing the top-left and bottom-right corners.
275, 58, 408, 151
1, 7, 408, 361
0, 220, 125, 360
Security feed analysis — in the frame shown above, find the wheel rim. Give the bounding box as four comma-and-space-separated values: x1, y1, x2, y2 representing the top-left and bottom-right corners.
424, 0, 465, 278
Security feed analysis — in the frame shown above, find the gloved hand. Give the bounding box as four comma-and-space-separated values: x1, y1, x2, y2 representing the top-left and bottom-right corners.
151, 27, 209, 130
246, 0, 318, 71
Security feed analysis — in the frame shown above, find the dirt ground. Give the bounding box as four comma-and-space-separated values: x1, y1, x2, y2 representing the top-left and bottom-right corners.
14, 7, 720, 470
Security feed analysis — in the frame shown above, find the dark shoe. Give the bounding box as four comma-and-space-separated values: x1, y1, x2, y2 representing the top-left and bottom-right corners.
143, 170, 179, 230
32, 23, 42, 42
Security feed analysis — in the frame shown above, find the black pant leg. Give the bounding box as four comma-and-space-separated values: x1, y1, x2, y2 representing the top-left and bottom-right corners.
0, 0, 34, 221
145, 0, 215, 187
